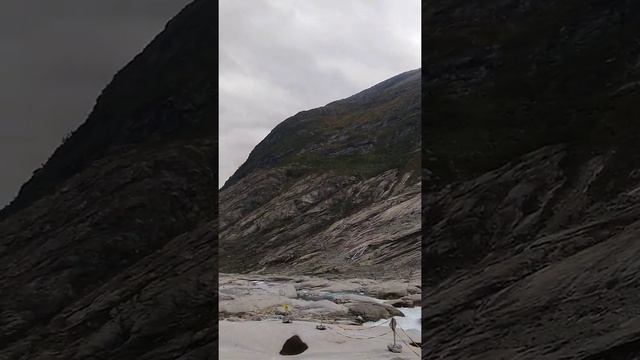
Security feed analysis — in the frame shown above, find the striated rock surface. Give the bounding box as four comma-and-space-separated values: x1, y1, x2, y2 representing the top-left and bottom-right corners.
425, 1, 640, 359
219, 70, 421, 277
0, 1, 218, 359
425, 145, 640, 359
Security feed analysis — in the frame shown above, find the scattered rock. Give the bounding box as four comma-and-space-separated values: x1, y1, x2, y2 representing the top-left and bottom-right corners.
279, 335, 308, 355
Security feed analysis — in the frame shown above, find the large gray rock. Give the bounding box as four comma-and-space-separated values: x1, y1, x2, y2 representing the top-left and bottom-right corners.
347, 302, 404, 322
369, 282, 409, 299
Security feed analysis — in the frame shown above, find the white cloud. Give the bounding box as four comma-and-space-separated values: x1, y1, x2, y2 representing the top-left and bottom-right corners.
219, 0, 421, 186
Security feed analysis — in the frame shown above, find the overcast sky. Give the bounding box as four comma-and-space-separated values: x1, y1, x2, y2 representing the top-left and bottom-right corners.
0, 0, 190, 207
219, 0, 421, 187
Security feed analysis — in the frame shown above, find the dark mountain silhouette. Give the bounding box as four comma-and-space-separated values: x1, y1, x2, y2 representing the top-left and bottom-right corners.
0, 0, 422, 358
425, 1, 640, 359
0, 1, 217, 359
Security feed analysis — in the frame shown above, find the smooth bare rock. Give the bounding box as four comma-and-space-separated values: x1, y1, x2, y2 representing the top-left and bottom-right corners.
219, 294, 290, 314
348, 302, 404, 322
219, 274, 415, 323
404, 294, 421, 307
369, 282, 409, 299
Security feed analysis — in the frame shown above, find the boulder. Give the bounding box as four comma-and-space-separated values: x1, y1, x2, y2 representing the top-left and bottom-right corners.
369, 283, 408, 299
387, 299, 413, 308
347, 302, 404, 322
279, 335, 308, 355
389, 293, 421, 307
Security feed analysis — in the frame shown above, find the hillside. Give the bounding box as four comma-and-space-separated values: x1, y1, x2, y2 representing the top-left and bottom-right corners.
0, 1, 217, 359
425, 1, 640, 359
219, 69, 421, 277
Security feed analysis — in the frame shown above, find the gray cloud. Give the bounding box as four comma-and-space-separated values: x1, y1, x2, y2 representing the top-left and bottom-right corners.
219, 0, 421, 186
0, 0, 191, 207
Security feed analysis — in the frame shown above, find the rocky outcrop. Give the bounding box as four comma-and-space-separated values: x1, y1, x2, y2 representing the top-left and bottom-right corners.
347, 303, 404, 322
425, 145, 640, 359
425, 1, 640, 358
221, 169, 420, 276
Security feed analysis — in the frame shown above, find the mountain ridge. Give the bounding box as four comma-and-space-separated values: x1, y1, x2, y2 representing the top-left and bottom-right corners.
222, 68, 421, 190
219, 69, 421, 277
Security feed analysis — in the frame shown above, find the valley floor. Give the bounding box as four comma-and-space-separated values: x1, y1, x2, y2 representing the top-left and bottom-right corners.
219, 319, 420, 360
218, 273, 421, 359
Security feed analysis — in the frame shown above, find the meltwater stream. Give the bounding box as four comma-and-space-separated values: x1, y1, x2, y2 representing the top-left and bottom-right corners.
364, 307, 421, 332
246, 280, 422, 333
312, 290, 421, 333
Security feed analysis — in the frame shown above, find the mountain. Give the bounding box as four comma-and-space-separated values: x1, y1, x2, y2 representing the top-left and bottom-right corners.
0, 0, 421, 357
425, 1, 640, 359
219, 69, 421, 277
0, 1, 217, 359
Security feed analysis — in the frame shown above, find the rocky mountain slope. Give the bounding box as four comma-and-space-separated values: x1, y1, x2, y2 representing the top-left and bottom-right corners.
0, 1, 217, 359
425, 1, 640, 359
219, 69, 421, 277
